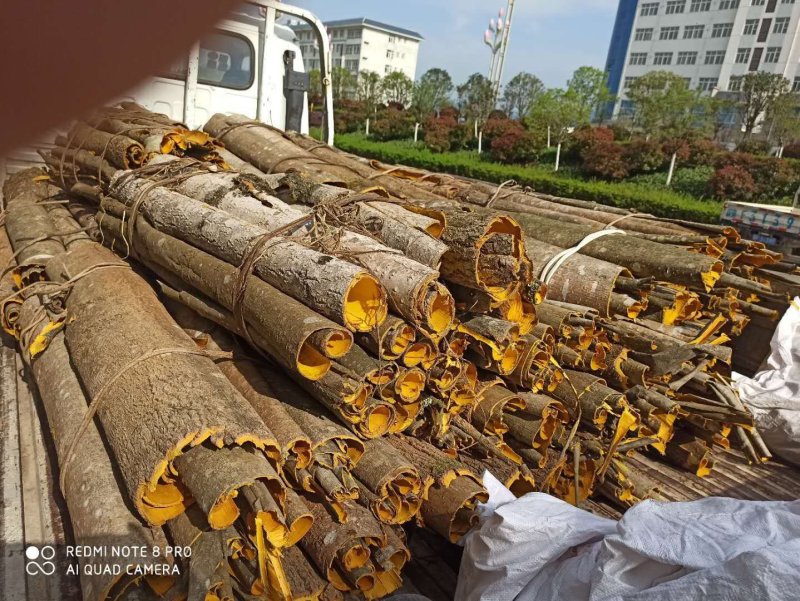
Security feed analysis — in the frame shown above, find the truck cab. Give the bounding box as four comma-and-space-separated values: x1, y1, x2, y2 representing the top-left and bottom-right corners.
0, 0, 334, 179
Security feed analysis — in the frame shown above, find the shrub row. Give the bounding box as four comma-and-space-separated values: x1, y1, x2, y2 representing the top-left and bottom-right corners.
335, 134, 723, 223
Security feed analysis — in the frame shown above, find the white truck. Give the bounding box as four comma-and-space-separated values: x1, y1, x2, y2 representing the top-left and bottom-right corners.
721, 201, 800, 264
0, 3, 335, 599
0, 0, 335, 180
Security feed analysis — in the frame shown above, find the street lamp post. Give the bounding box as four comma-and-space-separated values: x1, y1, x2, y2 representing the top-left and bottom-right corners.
483, 0, 516, 105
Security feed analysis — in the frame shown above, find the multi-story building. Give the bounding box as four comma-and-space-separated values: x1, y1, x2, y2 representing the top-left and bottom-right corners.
292, 18, 423, 81
606, 0, 800, 115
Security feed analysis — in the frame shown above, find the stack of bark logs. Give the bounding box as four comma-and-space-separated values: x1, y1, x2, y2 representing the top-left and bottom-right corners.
1, 103, 797, 601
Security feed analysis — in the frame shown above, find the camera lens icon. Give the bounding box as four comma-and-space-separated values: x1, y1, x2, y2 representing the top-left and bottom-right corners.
25, 545, 56, 576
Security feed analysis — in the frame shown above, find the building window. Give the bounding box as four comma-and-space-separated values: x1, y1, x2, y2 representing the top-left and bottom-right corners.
684, 25, 705, 38
624, 76, 639, 89
774, 17, 790, 33
764, 46, 782, 62
641, 2, 659, 15
385, 65, 393, 74
729, 76, 743, 91
654, 52, 674, 65
345, 59, 359, 71
629, 52, 648, 65
712, 23, 734, 37
387, 49, 394, 58
736, 47, 752, 63
698, 77, 718, 91
635, 28, 654, 41
719, 0, 740, 7
660, 26, 680, 40
666, 1, 687, 13
743, 19, 759, 35
752, 0, 765, 5
347, 29, 360, 39
705, 50, 726, 64
677, 51, 698, 64
690, 0, 711, 10
782, 0, 796, 4
345, 44, 360, 54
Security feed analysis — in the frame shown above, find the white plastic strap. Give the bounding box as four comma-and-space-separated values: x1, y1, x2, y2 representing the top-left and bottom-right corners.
539, 229, 627, 285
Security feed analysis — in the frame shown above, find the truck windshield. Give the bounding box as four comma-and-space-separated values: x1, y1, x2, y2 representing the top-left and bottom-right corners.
161, 30, 255, 91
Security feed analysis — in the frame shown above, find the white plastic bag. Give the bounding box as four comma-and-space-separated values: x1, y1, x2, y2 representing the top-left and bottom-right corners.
734, 298, 800, 465
457, 473, 800, 601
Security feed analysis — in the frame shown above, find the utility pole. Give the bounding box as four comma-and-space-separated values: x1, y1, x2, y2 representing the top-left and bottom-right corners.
483, 0, 517, 106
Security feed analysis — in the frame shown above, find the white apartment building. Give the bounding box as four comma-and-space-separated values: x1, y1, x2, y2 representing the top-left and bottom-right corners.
292, 18, 422, 81
608, 0, 800, 115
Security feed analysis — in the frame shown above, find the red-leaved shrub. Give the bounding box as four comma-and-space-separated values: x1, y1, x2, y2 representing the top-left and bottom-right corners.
708, 165, 757, 200
490, 129, 541, 164
581, 141, 629, 181
686, 138, 721, 167
623, 139, 667, 174
566, 126, 614, 161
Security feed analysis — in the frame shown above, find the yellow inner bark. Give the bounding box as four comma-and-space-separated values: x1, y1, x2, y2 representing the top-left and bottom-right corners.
344, 274, 387, 332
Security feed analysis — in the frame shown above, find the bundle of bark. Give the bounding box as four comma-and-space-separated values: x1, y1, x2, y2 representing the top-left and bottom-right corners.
193, 118, 791, 506
5, 105, 796, 600
0, 170, 421, 601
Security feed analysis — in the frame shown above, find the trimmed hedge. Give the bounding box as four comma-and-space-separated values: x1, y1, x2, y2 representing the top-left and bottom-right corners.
335, 134, 724, 223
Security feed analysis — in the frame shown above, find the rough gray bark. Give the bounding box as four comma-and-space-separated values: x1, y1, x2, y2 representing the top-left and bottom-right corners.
108, 174, 387, 333
2, 169, 66, 275
525, 237, 630, 317
508, 210, 723, 289
97, 212, 351, 381
164, 165, 456, 337
173, 444, 283, 529
45, 242, 276, 525
66, 121, 144, 169
18, 299, 168, 601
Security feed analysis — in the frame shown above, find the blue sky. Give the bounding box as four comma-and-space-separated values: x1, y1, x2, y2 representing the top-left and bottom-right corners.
292, 0, 619, 88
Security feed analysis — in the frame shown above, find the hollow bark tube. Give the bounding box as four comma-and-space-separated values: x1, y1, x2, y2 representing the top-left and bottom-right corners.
2, 169, 66, 277
435, 208, 528, 301
507, 210, 723, 290
204, 113, 348, 186
284, 128, 449, 201
108, 174, 387, 332
45, 242, 277, 526
17, 302, 169, 601
167, 167, 456, 337
525, 237, 631, 317
66, 121, 144, 169
352, 437, 423, 525
351, 201, 448, 269
97, 213, 351, 381
173, 445, 284, 530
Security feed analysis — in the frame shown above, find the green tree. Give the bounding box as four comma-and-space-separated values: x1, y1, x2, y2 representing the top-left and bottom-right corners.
567, 66, 614, 122
501, 72, 545, 119
765, 92, 800, 151
411, 68, 454, 122
457, 73, 495, 135
307, 69, 323, 114
526, 88, 587, 170
702, 95, 737, 140
381, 71, 414, 106
357, 70, 383, 116
737, 72, 790, 138
331, 66, 355, 101
627, 71, 700, 138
